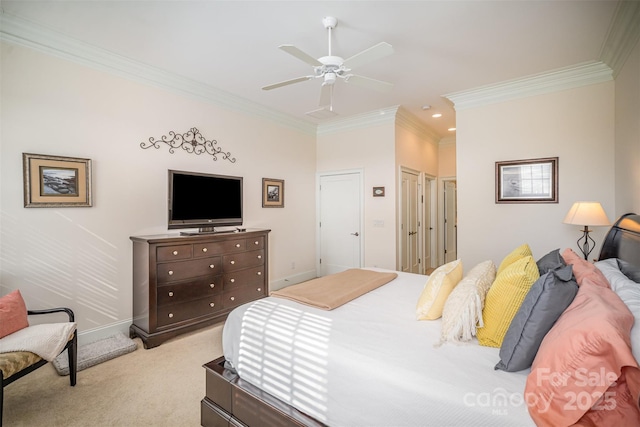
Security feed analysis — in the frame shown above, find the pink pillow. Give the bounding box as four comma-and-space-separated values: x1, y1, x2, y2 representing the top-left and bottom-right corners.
525, 281, 640, 425
0, 289, 29, 338
562, 248, 610, 288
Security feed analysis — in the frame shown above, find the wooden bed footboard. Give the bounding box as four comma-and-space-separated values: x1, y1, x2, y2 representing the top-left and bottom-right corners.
201, 357, 327, 427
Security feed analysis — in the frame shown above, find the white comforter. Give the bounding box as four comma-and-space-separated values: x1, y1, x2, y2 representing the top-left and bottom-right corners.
223, 270, 534, 427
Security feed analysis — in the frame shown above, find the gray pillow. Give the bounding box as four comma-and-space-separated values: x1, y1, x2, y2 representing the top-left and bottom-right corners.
617, 259, 640, 283
495, 265, 578, 372
536, 248, 566, 275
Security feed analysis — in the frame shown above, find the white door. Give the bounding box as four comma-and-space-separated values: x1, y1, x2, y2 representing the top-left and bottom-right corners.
401, 170, 420, 273
444, 180, 458, 263
423, 176, 434, 272
318, 172, 362, 276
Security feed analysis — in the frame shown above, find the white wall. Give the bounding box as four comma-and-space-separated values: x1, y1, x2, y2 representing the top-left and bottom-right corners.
614, 37, 640, 217
0, 42, 317, 342
316, 118, 396, 270
456, 81, 616, 269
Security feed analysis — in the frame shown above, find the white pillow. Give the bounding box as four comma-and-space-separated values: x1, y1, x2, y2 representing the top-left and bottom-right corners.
437, 260, 496, 345
596, 258, 640, 364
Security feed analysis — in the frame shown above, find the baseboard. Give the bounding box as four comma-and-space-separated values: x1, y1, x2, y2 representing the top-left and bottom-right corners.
269, 270, 317, 292
77, 319, 132, 346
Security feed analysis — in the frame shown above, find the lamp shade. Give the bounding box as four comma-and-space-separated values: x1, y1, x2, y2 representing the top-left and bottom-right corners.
563, 202, 610, 226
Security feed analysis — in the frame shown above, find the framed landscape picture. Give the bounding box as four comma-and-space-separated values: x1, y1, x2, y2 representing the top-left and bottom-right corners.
23, 153, 93, 207
496, 157, 558, 204
262, 178, 284, 208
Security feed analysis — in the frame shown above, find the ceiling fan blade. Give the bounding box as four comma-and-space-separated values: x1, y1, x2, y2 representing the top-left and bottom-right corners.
262, 76, 313, 91
319, 84, 332, 107
345, 74, 394, 92
279, 45, 323, 67
342, 42, 394, 70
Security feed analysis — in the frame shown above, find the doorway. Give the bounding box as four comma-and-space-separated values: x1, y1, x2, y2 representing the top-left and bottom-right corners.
443, 179, 458, 263
317, 171, 363, 276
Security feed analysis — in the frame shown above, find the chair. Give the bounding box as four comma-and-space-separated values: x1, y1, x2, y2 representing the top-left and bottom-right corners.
0, 307, 77, 425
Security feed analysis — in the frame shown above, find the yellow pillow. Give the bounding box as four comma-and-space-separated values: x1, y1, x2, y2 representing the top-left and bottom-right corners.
477, 255, 539, 347
497, 243, 532, 275
416, 259, 463, 320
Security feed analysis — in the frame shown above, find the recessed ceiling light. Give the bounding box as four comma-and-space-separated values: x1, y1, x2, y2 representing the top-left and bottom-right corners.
421, 105, 431, 110
448, 127, 456, 132
432, 113, 442, 118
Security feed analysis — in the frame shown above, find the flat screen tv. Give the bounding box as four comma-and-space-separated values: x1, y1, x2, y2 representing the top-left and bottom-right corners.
168, 170, 243, 233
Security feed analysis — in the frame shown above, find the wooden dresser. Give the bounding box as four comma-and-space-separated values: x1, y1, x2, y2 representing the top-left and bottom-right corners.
130, 229, 270, 348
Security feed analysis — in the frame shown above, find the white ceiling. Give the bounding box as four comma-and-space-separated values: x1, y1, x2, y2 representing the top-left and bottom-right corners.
1, 0, 623, 137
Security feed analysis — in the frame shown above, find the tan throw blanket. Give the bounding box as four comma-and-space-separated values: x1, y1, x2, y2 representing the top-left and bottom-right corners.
270, 268, 398, 310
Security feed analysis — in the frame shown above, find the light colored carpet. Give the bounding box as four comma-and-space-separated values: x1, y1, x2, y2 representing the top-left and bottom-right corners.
3, 322, 224, 427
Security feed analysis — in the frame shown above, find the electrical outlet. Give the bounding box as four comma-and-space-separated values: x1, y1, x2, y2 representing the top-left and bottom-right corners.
291, 262, 295, 270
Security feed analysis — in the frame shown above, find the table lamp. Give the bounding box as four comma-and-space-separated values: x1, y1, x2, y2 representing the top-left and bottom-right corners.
563, 201, 610, 260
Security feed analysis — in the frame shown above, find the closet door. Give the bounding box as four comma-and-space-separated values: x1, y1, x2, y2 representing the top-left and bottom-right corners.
318, 172, 362, 276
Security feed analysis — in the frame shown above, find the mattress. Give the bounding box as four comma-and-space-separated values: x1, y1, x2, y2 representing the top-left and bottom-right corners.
223, 269, 534, 427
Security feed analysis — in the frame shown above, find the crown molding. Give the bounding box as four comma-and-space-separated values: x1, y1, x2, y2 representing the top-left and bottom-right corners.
316, 106, 399, 136
395, 107, 440, 142
0, 12, 317, 136
599, 0, 640, 78
443, 61, 613, 111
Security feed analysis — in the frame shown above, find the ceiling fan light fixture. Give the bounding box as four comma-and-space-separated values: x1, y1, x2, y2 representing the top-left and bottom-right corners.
324, 72, 337, 85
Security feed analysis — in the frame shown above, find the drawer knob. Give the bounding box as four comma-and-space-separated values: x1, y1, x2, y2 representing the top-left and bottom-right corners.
257, 255, 262, 259
230, 260, 235, 265
209, 264, 215, 269
230, 296, 235, 301
168, 270, 174, 276
257, 272, 262, 276
210, 283, 215, 288
202, 247, 208, 253
172, 250, 178, 256
257, 288, 262, 292
168, 291, 174, 297
168, 313, 174, 318
230, 278, 235, 283
235, 243, 241, 248
254, 241, 259, 245
210, 302, 215, 308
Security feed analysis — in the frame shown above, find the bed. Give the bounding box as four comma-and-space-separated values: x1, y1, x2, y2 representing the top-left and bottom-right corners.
201, 213, 640, 427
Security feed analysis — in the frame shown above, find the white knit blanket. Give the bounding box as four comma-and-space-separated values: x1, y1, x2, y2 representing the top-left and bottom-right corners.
0, 323, 77, 361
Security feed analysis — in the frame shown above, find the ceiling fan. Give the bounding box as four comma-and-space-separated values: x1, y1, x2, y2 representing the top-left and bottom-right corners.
262, 16, 394, 118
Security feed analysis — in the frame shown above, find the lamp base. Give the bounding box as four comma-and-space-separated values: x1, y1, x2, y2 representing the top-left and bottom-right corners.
576, 225, 595, 260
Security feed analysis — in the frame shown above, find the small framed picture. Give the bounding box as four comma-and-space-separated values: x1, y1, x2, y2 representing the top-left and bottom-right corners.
262, 178, 284, 208
23, 153, 92, 208
496, 157, 558, 204
373, 187, 385, 197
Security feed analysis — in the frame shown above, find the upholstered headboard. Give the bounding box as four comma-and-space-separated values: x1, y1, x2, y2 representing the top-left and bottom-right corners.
599, 213, 640, 271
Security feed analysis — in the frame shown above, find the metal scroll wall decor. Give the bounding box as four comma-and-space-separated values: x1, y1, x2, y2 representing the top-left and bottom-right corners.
140, 127, 236, 163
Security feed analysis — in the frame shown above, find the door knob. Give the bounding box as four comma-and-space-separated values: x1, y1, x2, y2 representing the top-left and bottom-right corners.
351, 232, 359, 236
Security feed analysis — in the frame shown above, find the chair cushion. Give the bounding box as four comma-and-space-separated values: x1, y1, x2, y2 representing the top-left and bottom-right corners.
0, 351, 42, 380
0, 290, 29, 339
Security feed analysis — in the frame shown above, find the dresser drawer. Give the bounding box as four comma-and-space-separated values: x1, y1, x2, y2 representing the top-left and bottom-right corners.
223, 249, 265, 272
223, 286, 266, 310
157, 295, 223, 327
157, 257, 221, 283
157, 276, 222, 306
246, 236, 264, 250
196, 239, 246, 256
223, 266, 265, 290
157, 244, 193, 262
